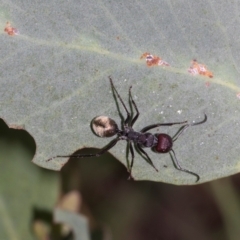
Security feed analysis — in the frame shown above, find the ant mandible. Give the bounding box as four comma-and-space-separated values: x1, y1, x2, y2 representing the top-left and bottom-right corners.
47, 77, 207, 182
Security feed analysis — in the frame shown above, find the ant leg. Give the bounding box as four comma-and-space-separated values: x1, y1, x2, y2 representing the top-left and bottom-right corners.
128, 86, 139, 126
109, 77, 131, 125
140, 121, 187, 133
172, 125, 189, 142
140, 114, 207, 133
191, 113, 207, 126
127, 141, 135, 179
46, 138, 120, 162
135, 144, 158, 172
172, 114, 207, 142
169, 150, 200, 183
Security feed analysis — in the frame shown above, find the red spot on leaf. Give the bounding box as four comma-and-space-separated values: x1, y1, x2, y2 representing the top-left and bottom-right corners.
4, 22, 19, 36
140, 52, 169, 67
205, 81, 210, 87
188, 59, 213, 78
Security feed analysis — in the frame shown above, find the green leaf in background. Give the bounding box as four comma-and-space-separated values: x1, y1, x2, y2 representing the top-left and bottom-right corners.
0, 120, 58, 239
1, 0, 240, 184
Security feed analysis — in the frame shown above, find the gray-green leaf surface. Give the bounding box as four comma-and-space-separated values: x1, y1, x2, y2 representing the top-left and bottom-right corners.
1, 0, 240, 185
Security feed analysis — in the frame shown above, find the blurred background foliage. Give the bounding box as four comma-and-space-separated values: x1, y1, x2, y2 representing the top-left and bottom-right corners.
1, 118, 240, 240
0, 119, 59, 239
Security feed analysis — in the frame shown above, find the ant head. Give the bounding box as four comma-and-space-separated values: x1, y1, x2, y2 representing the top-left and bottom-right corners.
153, 133, 173, 153
91, 116, 119, 138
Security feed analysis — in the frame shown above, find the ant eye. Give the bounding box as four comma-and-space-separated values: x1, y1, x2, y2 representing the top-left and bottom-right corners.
91, 116, 118, 138
153, 134, 173, 153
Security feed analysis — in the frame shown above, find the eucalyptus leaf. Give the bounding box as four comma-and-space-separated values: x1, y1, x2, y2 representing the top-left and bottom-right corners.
1, 0, 239, 184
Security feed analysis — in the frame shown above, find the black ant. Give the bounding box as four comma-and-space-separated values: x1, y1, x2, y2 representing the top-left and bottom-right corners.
47, 77, 207, 182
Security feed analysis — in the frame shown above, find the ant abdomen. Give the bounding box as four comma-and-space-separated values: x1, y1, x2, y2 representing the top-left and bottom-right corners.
91, 116, 119, 138
153, 134, 173, 153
